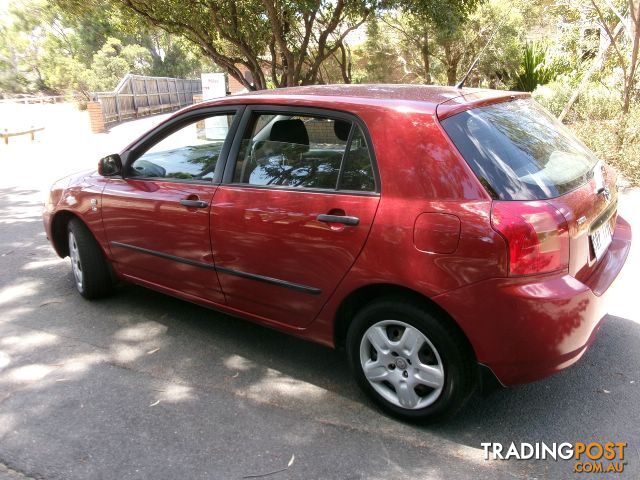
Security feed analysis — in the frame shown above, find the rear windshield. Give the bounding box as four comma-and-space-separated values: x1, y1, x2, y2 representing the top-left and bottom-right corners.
441, 99, 599, 200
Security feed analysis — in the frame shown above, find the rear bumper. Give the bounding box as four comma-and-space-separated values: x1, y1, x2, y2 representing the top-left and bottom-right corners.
434, 215, 632, 386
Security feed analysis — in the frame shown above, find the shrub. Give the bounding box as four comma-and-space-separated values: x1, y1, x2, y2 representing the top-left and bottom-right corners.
513, 42, 560, 92
532, 76, 573, 116
534, 77, 622, 122
576, 84, 621, 121
568, 106, 640, 187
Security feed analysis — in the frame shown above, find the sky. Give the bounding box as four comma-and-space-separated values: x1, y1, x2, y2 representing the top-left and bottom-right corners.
1, 0, 11, 19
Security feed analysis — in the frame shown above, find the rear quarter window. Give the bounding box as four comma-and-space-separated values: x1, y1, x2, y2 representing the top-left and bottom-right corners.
441, 99, 599, 200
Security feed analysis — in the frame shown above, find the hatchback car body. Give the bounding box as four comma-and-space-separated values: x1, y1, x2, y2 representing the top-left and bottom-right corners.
43, 85, 632, 422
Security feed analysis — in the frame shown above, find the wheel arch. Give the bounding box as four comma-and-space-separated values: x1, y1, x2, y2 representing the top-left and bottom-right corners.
50, 210, 106, 260
50, 210, 83, 258
333, 283, 477, 360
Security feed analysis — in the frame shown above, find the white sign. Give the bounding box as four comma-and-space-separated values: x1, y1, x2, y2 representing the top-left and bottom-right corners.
201, 73, 227, 139
201, 72, 227, 101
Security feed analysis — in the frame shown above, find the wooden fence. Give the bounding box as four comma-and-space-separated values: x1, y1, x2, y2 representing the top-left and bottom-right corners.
91, 74, 202, 126
0, 95, 68, 105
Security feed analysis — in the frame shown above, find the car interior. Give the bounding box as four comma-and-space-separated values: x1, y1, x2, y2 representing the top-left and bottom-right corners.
234, 115, 350, 189
128, 111, 375, 191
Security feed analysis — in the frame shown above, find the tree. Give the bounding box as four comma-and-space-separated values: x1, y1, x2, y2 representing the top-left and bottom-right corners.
589, 0, 640, 113
54, 0, 377, 90
359, 0, 523, 87
557, 21, 624, 121
390, 0, 479, 84
377, 12, 440, 83
550, 0, 639, 119
89, 38, 152, 90
0, 0, 54, 93
0, 0, 210, 95
357, 17, 411, 83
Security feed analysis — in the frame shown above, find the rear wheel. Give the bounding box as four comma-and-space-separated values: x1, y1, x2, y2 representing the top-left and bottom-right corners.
67, 219, 113, 299
346, 298, 476, 422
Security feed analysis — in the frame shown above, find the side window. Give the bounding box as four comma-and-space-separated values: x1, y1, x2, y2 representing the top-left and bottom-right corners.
233, 114, 348, 189
232, 112, 376, 192
131, 113, 235, 181
339, 125, 375, 192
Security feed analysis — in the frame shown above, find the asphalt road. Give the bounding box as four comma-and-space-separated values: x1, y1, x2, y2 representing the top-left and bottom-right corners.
1, 122, 639, 478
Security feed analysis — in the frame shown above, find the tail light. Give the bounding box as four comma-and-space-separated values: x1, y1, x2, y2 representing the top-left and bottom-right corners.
491, 201, 569, 276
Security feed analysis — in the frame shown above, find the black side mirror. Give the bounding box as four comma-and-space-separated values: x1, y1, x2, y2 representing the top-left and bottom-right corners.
98, 154, 122, 177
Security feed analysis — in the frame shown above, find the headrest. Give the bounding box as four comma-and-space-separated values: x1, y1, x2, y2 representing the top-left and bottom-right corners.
270, 119, 309, 147
333, 120, 351, 141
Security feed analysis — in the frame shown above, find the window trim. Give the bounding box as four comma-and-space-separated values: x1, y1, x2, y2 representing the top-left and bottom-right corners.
120, 105, 245, 185
335, 123, 356, 190
221, 105, 380, 194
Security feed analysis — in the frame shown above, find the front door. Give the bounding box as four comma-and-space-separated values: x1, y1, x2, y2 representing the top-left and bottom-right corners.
101, 109, 240, 304
211, 108, 380, 327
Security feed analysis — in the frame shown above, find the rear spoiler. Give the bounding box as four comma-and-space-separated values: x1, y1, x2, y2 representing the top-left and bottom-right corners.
436, 90, 530, 121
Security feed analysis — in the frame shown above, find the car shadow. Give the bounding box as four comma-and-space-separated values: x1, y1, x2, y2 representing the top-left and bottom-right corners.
106, 284, 640, 445
101, 288, 636, 478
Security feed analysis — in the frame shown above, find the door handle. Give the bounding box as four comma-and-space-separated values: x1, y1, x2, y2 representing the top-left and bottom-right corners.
180, 199, 209, 208
316, 214, 360, 226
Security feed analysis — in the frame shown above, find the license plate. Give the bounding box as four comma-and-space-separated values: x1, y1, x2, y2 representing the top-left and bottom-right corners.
591, 221, 613, 261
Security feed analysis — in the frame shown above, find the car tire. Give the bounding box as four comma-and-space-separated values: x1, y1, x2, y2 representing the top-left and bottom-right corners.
346, 297, 476, 423
67, 218, 113, 299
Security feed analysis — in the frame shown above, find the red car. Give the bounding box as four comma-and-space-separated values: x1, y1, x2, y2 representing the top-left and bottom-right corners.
43, 85, 631, 422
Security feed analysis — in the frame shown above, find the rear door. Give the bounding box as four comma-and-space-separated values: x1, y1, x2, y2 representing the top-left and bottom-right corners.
210, 106, 380, 328
102, 107, 242, 303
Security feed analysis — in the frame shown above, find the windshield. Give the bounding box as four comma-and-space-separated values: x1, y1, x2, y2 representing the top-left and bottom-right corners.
441, 99, 599, 200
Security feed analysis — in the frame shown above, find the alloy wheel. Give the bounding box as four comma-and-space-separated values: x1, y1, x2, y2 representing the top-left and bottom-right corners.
68, 230, 83, 291
359, 320, 445, 410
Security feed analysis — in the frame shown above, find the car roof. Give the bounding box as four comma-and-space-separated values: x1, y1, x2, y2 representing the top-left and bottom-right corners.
201, 84, 529, 117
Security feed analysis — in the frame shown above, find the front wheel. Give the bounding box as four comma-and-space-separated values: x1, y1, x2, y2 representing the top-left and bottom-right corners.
346, 298, 476, 423
67, 219, 113, 299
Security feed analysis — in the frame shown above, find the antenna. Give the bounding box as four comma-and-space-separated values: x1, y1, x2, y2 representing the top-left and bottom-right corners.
455, 13, 511, 89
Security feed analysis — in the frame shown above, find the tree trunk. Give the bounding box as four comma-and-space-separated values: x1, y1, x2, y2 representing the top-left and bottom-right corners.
338, 43, 352, 84
443, 45, 459, 85
446, 66, 457, 85
559, 21, 623, 122
421, 28, 431, 84
622, 0, 640, 114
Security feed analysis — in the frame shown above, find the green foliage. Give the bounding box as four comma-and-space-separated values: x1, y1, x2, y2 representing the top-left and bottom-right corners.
0, 1, 50, 93
358, 18, 398, 83
577, 84, 622, 120
359, 0, 524, 86
393, 0, 479, 33
2, 0, 637, 185
0, 0, 206, 95
0, 23, 28, 92
568, 106, 640, 186
513, 42, 559, 92
453, 0, 524, 87
532, 76, 574, 116
51, 0, 378, 88
90, 38, 152, 91
533, 57, 639, 186
41, 56, 95, 97
534, 76, 622, 121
